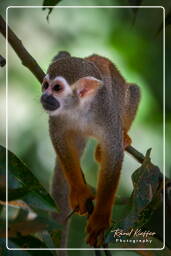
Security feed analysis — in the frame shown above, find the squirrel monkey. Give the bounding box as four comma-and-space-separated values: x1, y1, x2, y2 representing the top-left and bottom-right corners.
40, 51, 140, 247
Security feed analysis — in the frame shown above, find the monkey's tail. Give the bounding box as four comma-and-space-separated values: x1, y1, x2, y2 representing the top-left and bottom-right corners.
128, 83, 141, 124
130, 83, 141, 105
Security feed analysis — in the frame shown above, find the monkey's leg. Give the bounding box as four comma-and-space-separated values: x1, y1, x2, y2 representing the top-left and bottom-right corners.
54, 132, 95, 215
51, 135, 86, 251
125, 83, 141, 129
87, 134, 124, 247
95, 133, 130, 163
51, 161, 70, 253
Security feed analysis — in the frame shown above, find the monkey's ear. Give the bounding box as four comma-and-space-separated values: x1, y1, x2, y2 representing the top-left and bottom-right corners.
74, 76, 103, 98
52, 51, 71, 62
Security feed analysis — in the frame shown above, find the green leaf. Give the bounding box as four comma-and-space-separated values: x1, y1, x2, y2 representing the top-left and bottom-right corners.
42, 0, 62, 21
165, 9, 171, 27
127, 0, 143, 25
41, 231, 58, 252
0, 215, 61, 238
49, 229, 62, 248
0, 148, 20, 190
13, 208, 29, 222
105, 149, 163, 245
0, 187, 29, 201
43, 0, 61, 6
8, 237, 55, 254
0, 145, 59, 212
22, 191, 58, 212
0, 204, 3, 213
0, 238, 32, 256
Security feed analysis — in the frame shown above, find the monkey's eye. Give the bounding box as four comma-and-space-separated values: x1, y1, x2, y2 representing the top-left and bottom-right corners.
53, 84, 63, 92
43, 82, 49, 90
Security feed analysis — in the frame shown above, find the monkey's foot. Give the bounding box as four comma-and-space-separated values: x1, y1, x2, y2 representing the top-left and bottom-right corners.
86, 212, 110, 247
124, 133, 132, 149
69, 185, 95, 215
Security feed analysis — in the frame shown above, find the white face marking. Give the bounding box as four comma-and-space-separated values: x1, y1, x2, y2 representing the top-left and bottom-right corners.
47, 108, 61, 116
41, 75, 102, 118
52, 76, 72, 97
43, 75, 72, 96
42, 75, 72, 116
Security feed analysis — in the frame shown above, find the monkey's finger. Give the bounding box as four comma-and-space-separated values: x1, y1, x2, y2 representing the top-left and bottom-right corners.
79, 208, 89, 216
86, 232, 97, 247
86, 222, 92, 233
96, 232, 104, 247
74, 206, 80, 213
86, 229, 104, 247
64, 207, 79, 221
86, 229, 103, 247
65, 211, 74, 221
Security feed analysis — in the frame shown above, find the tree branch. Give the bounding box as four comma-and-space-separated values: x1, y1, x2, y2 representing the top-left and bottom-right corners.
0, 15, 45, 83
126, 145, 145, 163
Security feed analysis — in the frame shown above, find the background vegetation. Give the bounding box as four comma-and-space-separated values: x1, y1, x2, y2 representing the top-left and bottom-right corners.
0, 0, 171, 255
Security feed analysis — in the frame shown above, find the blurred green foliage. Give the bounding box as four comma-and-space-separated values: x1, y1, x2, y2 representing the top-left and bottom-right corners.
0, 0, 170, 254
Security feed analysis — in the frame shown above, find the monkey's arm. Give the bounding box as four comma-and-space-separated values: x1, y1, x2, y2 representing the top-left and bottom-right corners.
87, 122, 124, 247
50, 128, 94, 215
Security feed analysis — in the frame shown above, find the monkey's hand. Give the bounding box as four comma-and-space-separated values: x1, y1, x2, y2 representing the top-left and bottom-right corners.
86, 210, 111, 247
124, 133, 132, 149
69, 185, 95, 215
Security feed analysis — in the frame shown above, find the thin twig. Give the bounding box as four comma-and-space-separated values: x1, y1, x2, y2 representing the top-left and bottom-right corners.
64, 208, 77, 222
126, 145, 145, 164
0, 15, 45, 83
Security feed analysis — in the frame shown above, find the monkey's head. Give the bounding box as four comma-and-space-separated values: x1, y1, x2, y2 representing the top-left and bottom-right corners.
40, 56, 103, 116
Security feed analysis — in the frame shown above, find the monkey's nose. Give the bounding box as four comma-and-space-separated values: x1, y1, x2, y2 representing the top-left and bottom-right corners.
40, 94, 60, 111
